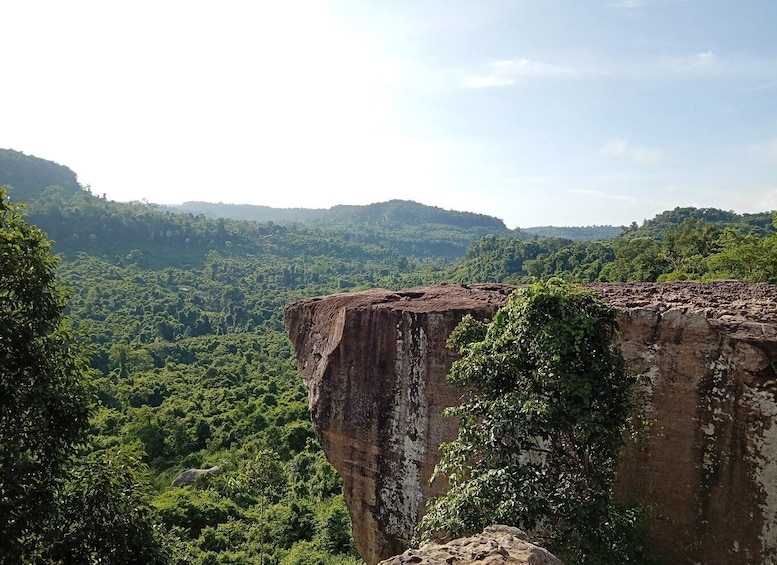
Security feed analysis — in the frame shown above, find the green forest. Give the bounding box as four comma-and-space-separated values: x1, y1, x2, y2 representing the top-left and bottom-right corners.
3, 148, 777, 564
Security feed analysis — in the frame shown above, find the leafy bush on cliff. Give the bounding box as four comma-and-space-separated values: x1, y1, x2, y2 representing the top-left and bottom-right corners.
421, 279, 647, 564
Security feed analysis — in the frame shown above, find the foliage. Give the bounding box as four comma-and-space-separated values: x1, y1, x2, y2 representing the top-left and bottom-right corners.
454, 210, 777, 285
0, 188, 166, 563
705, 227, 777, 282
318, 498, 356, 556
450, 235, 576, 283
0, 189, 92, 561
625, 206, 773, 240
421, 279, 643, 564
598, 238, 668, 282
42, 450, 167, 564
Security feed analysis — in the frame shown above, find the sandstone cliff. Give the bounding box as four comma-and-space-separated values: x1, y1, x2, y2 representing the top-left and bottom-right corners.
284, 282, 777, 565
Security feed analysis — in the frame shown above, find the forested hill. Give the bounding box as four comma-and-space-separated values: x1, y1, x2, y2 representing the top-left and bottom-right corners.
0, 148, 82, 200
173, 201, 625, 242
0, 148, 624, 248
323, 200, 505, 230
451, 208, 777, 284
173, 201, 632, 245
627, 206, 774, 238
173, 199, 505, 231
168, 199, 515, 260
170, 201, 326, 224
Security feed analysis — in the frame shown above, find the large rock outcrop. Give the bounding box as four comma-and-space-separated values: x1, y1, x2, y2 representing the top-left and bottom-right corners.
284, 282, 777, 565
378, 525, 562, 565
285, 285, 513, 563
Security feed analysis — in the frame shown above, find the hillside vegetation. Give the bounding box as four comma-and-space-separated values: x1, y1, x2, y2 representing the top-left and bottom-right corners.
2, 148, 777, 563
0, 149, 81, 200
452, 212, 777, 284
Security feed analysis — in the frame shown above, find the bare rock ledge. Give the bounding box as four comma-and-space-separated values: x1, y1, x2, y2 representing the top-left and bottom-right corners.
377, 525, 562, 565
284, 282, 777, 565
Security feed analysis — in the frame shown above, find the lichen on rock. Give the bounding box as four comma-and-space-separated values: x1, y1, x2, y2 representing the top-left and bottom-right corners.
377, 525, 563, 565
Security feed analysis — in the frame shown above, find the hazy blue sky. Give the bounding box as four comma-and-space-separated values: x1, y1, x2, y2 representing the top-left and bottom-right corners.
2, 0, 776, 227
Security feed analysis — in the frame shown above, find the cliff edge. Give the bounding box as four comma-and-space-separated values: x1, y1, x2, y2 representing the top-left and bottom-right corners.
284, 282, 777, 565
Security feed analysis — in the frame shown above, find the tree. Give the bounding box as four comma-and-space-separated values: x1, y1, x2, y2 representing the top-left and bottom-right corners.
244, 449, 288, 565
0, 189, 92, 561
599, 237, 668, 282
705, 224, 777, 282
41, 450, 166, 564
319, 499, 355, 555
0, 189, 166, 563
420, 279, 642, 564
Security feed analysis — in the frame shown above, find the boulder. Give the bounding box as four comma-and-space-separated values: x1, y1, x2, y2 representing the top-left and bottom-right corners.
378, 525, 562, 565
171, 465, 222, 487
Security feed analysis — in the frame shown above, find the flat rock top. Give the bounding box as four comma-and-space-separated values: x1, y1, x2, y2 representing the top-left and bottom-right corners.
286, 284, 515, 316
586, 281, 777, 324
288, 281, 777, 326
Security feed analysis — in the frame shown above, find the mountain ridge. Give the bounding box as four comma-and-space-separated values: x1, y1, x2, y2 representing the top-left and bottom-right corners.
0, 147, 637, 241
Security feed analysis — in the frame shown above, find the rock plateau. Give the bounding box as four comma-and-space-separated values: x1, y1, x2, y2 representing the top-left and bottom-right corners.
284, 282, 777, 565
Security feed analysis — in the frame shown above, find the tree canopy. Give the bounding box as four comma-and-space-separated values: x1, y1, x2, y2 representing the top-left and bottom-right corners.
0, 189, 166, 563
0, 189, 93, 560
421, 279, 643, 564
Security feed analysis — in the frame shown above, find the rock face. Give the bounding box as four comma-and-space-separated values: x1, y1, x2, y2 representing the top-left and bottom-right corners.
285, 285, 513, 563
377, 525, 562, 565
171, 466, 222, 487
284, 282, 777, 565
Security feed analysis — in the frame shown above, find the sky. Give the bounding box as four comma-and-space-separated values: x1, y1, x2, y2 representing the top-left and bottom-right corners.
2, 0, 776, 228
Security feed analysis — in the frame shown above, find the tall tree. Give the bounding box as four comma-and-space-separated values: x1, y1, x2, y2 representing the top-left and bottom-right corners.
0, 189, 165, 563
0, 189, 92, 561
421, 279, 642, 564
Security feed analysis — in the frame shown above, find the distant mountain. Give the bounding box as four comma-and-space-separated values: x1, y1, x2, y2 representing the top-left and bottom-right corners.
171, 201, 327, 224
173, 199, 507, 231
522, 225, 625, 241
0, 148, 84, 201
322, 200, 506, 230
9, 148, 747, 248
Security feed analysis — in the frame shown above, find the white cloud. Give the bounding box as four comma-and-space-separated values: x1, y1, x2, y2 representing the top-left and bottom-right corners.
599, 138, 664, 165
465, 75, 517, 89
750, 140, 777, 163
609, 0, 692, 8
666, 50, 719, 75
609, 0, 648, 7
569, 188, 645, 204
694, 51, 716, 66
717, 184, 777, 214
744, 80, 777, 92
466, 49, 757, 88
464, 58, 591, 89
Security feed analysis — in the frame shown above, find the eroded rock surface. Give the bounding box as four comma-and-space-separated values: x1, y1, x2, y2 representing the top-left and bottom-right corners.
285, 284, 513, 563
171, 465, 222, 487
284, 282, 777, 565
377, 525, 562, 565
